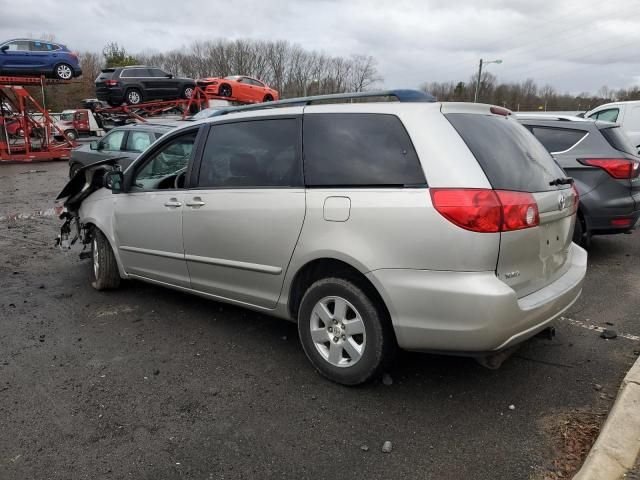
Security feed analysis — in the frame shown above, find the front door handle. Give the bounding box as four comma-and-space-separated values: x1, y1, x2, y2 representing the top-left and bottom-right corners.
185, 200, 206, 207
164, 200, 182, 207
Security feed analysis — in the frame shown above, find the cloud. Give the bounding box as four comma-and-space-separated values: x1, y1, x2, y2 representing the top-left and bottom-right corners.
2, 0, 639, 93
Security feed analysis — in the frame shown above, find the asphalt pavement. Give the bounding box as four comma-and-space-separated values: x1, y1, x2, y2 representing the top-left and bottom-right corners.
1, 161, 639, 479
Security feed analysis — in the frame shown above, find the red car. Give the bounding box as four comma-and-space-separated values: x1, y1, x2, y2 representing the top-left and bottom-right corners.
197, 75, 279, 103
0, 115, 26, 138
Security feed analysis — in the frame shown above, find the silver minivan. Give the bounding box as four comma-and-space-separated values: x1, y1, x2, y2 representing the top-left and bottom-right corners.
57, 91, 587, 385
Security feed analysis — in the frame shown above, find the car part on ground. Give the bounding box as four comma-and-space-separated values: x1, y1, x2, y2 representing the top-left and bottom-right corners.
95, 66, 196, 107
0, 38, 82, 79
518, 115, 640, 246
56, 91, 586, 385
197, 75, 279, 104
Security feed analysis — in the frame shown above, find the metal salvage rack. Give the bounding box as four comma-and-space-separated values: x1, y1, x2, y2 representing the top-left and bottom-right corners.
0, 75, 76, 162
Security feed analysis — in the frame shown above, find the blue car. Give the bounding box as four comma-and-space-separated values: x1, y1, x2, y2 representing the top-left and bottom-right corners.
0, 38, 82, 80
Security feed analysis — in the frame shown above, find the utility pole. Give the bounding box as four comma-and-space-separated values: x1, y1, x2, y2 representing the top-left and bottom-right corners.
473, 58, 502, 103
474, 59, 483, 103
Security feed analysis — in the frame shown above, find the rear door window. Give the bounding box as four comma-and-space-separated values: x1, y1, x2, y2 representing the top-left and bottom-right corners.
446, 114, 566, 192
303, 113, 425, 186
198, 118, 301, 188
528, 126, 587, 153
125, 131, 155, 152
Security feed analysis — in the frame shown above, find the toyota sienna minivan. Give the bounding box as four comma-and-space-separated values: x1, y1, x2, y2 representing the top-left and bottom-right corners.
57, 91, 587, 385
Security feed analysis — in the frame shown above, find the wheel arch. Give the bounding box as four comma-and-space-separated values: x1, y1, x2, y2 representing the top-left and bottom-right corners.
286, 257, 392, 328
81, 216, 127, 278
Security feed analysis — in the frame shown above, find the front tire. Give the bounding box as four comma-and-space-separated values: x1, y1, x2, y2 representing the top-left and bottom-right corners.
91, 228, 121, 290
54, 63, 74, 80
298, 277, 395, 385
263, 94, 274, 102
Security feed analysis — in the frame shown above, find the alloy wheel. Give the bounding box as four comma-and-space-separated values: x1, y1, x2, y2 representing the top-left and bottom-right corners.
309, 296, 366, 368
56, 64, 72, 80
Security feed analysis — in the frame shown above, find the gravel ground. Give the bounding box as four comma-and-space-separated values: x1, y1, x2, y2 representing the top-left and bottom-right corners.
1, 161, 639, 480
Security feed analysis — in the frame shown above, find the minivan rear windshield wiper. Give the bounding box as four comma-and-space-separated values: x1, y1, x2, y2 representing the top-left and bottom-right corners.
549, 177, 574, 186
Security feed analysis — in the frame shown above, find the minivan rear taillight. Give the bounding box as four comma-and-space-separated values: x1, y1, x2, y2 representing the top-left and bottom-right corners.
430, 189, 539, 233
578, 158, 640, 179
104, 79, 118, 86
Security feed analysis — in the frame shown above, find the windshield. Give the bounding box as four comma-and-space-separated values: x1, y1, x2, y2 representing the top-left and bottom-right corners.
60, 113, 74, 121
224, 75, 241, 80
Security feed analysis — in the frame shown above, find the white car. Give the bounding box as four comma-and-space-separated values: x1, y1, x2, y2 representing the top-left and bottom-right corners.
585, 101, 640, 151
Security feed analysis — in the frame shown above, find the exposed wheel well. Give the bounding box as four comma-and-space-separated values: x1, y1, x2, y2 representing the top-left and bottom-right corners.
288, 258, 391, 326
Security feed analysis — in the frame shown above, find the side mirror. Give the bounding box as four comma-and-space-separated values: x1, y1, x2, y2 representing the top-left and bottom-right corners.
0, 45, 8, 53
90, 140, 100, 150
104, 171, 124, 193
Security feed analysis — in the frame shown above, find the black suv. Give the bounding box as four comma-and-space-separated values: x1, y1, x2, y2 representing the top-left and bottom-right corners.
95, 66, 196, 106
518, 115, 640, 246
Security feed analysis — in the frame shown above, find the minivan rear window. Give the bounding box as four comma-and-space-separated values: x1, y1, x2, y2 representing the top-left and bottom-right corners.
445, 114, 567, 192
303, 113, 425, 187
600, 126, 637, 156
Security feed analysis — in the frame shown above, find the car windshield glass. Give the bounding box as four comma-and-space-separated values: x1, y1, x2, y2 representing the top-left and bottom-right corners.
60, 113, 74, 121
224, 76, 241, 80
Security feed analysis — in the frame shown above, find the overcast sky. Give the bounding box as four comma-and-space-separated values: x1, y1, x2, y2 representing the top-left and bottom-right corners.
3, 0, 639, 94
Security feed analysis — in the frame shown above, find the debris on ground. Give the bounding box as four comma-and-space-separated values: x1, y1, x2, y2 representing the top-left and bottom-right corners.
600, 329, 618, 339
509, 404, 516, 410
382, 374, 393, 386
593, 384, 603, 391
382, 441, 393, 453
360, 445, 370, 452
536, 409, 605, 480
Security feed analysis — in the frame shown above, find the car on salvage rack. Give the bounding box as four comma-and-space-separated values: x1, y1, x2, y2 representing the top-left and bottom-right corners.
197, 75, 279, 103
56, 90, 586, 386
0, 38, 82, 80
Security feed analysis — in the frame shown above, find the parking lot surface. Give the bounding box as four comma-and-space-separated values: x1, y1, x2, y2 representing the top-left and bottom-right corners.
1, 161, 639, 479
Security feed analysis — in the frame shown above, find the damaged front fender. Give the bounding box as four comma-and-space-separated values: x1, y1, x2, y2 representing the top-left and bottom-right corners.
55, 157, 124, 253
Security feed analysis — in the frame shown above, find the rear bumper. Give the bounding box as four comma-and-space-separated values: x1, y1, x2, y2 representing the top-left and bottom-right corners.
96, 88, 124, 105
582, 187, 640, 234
366, 243, 587, 353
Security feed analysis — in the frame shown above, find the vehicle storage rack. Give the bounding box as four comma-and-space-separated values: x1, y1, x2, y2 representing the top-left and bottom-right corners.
0, 75, 76, 163
92, 86, 252, 125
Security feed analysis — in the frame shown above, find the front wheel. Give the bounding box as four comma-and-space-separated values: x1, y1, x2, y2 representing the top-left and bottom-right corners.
91, 228, 121, 290
64, 129, 78, 141
54, 63, 74, 80
298, 277, 395, 385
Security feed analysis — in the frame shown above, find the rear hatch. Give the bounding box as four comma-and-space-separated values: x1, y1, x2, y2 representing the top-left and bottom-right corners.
597, 124, 640, 211
445, 110, 578, 298
95, 68, 117, 95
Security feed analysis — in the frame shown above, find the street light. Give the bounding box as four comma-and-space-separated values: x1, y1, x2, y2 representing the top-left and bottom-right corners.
474, 59, 502, 103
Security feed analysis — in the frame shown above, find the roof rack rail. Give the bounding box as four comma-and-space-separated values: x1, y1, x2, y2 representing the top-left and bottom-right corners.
212, 89, 435, 117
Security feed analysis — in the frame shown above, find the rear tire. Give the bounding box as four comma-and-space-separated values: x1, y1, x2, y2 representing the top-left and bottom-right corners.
182, 86, 194, 99
53, 63, 74, 80
125, 89, 143, 105
298, 277, 395, 385
91, 228, 121, 291
572, 213, 587, 246
219, 84, 232, 97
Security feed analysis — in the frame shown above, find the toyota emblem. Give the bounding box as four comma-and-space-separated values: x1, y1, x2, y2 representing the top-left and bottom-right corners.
558, 193, 566, 210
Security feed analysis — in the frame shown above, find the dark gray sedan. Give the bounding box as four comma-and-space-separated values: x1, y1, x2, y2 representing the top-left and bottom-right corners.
68, 124, 174, 178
